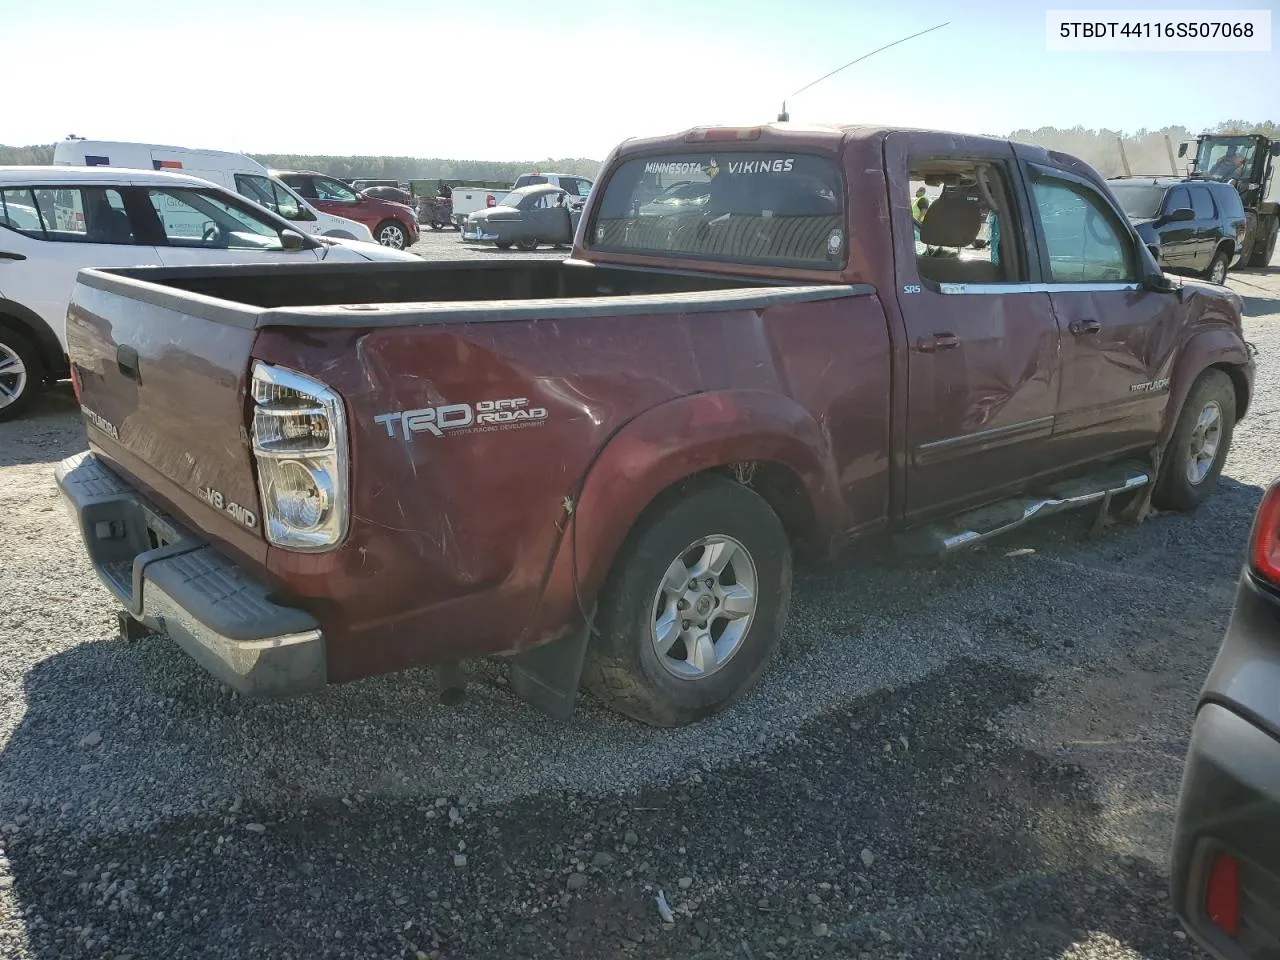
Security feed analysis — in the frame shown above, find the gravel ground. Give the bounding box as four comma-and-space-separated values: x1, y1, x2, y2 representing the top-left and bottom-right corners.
0, 249, 1276, 959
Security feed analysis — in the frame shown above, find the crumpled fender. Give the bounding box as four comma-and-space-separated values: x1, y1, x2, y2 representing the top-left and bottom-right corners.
1160, 321, 1253, 447
521, 388, 845, 643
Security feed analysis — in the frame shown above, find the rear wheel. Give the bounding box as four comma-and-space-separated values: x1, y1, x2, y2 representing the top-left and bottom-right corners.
495, 241, 513, 250
1152, 369, 1236, 512
1203, 246, 1230, 284
516, 238, 539, 251
0, 326, 43, 423
1249, 217, 1279, 268
582, 477, 792, 727
375, 220, 408, 249
429, 221, 444, 231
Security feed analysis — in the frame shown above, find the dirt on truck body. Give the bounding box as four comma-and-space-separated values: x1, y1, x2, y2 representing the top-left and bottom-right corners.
58, 124, 1254, 726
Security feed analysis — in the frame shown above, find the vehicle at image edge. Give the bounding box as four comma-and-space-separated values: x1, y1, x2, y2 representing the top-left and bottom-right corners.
462, 184, 580, 250
1178, 133, 1280, 268
52, 138, 375, 244
513, 172, 595, 207
56, 123, 1254, 729
1108, 176, 1247, 284
275, 171, 420, 250
1171, 476, 1280, 959
0, 166, 418, 420
447, 182, 517, 228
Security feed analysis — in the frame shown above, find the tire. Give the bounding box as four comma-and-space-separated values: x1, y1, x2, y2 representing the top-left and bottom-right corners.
495, 241, 513, 250
1203, 246, 1230, 284
374, 220, 409, 249
429, 221, 444, 231
582, 476, 792, 727
1248, 217, 1278, 268
515, 238, 539, 251
1152, 369, 1236, 512
0, 326, 43, 423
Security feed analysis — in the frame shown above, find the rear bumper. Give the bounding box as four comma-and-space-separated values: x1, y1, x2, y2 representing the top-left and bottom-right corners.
55, 451, 326, 698
1171, 572, 1280, 957
462, 226, 500, 242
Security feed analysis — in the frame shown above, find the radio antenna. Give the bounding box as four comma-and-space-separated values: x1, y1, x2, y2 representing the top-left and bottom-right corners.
777, 22, 949, 122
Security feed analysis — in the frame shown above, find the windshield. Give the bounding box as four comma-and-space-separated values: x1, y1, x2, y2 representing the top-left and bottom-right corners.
591, 152, 844, 268
1108, 184, 1166, 220
1192, 138, 1258, 181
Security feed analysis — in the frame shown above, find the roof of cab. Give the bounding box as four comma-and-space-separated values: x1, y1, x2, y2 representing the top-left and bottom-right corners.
612, 123, 1014, 157
0, 165, 225, 188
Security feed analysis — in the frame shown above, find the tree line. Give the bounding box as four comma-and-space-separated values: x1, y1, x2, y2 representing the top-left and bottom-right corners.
2, 121, 1276, 180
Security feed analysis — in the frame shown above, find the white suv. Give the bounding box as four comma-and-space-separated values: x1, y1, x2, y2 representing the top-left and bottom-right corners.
0, 166, 419, 420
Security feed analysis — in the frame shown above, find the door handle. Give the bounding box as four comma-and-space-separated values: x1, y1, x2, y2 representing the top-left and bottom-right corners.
0, 251, 26, 261
1069, 319, 1102, 335
116, 345, 140, 382
917, 332, 960, 352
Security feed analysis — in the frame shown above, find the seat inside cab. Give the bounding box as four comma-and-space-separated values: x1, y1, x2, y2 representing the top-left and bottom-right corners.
910, 160, 1021, 286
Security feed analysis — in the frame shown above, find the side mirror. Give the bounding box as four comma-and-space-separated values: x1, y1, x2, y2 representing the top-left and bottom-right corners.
280, 229, 306, 250
1177, 143, 1189, 158
1271, 142, 1280, 158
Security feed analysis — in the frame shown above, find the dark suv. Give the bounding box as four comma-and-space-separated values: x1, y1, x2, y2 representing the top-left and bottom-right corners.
1108, 177, 1247, 284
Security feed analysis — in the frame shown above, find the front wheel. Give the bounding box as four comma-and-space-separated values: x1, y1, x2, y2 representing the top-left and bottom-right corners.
375, 220, 409, 249
1203, 246, 1230, 284
495, 241, 513, 250
582, 476, 792, 727
0, 327, 43, 422
1152, 369, 1236, 512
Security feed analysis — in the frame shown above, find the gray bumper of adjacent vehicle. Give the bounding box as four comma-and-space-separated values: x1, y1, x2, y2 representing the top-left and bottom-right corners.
55, 451, 326, 698
1171, 572, 1280, 959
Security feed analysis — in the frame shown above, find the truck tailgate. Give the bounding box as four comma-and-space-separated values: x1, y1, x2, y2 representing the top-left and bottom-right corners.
66, 274, 265, 556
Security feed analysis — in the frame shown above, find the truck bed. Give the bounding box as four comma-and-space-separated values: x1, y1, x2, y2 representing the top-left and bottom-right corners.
84, 259, 858, 325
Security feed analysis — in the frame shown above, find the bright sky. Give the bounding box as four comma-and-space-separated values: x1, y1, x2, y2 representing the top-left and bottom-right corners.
8, 0, 1278, 160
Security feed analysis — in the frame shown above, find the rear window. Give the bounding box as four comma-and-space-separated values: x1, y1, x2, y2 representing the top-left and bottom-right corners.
590, 152, 845, 269
1210, 184, 1245, 218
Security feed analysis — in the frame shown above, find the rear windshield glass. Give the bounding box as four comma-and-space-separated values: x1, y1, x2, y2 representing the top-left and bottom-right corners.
590, 152, 844, 269
1108, 184, 1166, 220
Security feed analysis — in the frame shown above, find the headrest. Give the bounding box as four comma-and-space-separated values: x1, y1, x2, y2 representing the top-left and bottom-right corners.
919, 194, 982, 248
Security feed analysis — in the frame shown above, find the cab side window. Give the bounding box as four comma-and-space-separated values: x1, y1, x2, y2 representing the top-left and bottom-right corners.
1031, 178, 1136, 283
908, 159, 1025, 285
313, 177, 357, 202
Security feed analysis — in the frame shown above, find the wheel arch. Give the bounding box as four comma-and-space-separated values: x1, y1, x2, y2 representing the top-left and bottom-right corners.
0, 299, 65, 379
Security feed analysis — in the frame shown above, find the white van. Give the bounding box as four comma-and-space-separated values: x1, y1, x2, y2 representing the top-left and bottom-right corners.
52, 138, 375, 243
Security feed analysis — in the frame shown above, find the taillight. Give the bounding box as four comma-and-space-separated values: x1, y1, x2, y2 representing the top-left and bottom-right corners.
486, 194, 496, 207
250, 362, 348, 551
1251, 481, 1280, 585
1206, 852, 1240, 937
684, 127, 762, 142
69, 364, 83, 405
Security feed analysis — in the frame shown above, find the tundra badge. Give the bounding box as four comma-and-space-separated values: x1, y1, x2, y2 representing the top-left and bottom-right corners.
1129, 378, 1170, 394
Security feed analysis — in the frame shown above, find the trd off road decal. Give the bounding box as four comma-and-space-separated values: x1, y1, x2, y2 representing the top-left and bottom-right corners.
374, 397, 549, 442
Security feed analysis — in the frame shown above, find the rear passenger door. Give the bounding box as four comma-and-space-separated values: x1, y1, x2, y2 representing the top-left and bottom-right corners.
1023, 162, 1179, 467
1156, 185, 1196, 269
0, 185, 161, 350
887, 134, 1064, 519
1189, 185, 1219, 271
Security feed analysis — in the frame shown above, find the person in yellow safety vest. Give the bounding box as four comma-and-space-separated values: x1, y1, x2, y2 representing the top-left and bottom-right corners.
911, 187, 930, 223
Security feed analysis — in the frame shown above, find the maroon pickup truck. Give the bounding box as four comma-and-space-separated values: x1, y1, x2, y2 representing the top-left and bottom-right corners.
57, 124, 1254, 727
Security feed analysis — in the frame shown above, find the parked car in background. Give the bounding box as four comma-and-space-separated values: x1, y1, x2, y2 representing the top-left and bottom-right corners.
362, 185, 413, 206
447, 183, 512, 228
513, 172, 594, 207
352, 178, 404, 192
55, 124, 1252, 729
1108, 177, 1247, 284
462, 184, 579, 249
275, 170, 419, 250
0, 165, 417, 420
1172, 473, 1280, 958
52, 138, 375, 243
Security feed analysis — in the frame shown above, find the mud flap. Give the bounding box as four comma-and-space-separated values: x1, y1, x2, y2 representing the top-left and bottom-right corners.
1119, 444, 1163, 525
509, 621, 592, 722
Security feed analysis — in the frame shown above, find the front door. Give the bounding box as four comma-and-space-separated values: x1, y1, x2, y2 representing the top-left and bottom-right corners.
887, 134, 1064, 519
138, 185, 321, 267
1021, 161, 1180, 468
1155, 185, 1197, 269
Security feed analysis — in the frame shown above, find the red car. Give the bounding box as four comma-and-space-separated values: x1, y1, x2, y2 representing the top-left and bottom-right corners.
274, 170, 419, 250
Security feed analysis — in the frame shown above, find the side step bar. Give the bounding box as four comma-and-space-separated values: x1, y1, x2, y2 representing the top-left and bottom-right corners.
898, 461, 1151, 555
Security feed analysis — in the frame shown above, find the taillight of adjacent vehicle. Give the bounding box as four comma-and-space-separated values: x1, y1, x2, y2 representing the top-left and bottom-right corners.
249, 362, 348, 551
1251, 480, 1280, 585
486, 194, 496, 207
69, 364, 83, 405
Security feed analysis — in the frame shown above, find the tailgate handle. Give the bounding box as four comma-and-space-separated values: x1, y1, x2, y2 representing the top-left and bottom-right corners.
116, 345, 140, 382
